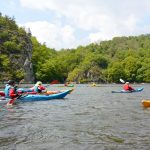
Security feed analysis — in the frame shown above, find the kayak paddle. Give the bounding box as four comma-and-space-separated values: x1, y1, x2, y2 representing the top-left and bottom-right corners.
120, 78, 125, 83
6, 93, 28, 106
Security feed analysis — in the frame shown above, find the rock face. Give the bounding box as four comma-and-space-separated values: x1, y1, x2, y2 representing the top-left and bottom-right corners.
0, 14, 35, 82
22, 33, 35, 83
1, 33, 35, 82
24, 58, 34, 83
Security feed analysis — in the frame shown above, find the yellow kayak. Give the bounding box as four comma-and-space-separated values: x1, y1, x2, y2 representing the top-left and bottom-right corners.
91, 83, 97, 87
142, 100, 150, 107
90, 82, 102, 87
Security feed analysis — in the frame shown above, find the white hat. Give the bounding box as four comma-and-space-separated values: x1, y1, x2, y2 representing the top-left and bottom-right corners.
126, 82, 129, 84
35, 81, 42, 86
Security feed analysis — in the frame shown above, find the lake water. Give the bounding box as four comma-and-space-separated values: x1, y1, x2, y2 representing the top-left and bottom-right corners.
0, 84, 150, 150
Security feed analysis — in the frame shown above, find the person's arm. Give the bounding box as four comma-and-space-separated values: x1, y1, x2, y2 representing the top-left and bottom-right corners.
37, 87, 42, 93
39, 86, 47, 92
9, 88, 18, 98
129, 85, 134, 90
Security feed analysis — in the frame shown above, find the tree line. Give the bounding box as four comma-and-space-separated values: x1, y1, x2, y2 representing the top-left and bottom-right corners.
0, 13, 150, 83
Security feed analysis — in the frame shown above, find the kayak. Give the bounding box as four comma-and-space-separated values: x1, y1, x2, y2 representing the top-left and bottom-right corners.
0, 88, 73, 96
18, 89, 71, 102
90, 84, 101, 87
142, 100, 150, 107
17, 88, 60, 94
91, 83, 97, 87
57, 85, 75, 88
0, 89, 34, 96
0, 89, 72, 103
66, 84, 74, 87
0, 91, 5, 96
111, 87, 144, 93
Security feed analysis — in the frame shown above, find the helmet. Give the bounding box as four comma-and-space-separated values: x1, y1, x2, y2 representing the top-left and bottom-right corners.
7, 80, 15, 85
126, 82, 129, 84
35, 81, 42, 86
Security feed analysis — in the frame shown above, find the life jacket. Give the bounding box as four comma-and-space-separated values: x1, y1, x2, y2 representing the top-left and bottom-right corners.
5, 84, 18, 98
123, 84, 134, 91
33, 85, 41, 93
33, 85, 46, 93
123, 84, 129, 90
4, 84, 11, 98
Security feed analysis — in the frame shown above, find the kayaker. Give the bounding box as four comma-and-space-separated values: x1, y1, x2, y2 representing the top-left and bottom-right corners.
91, 82, 96, 87
123, 82, 135, 91
32, 81, 47, 93
30, 81, 61, 94
5, 80, 21, 105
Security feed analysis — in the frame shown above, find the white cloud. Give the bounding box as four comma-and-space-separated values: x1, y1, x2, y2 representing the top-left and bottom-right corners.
22, 21, 76, 50
19, 0, 150, 49
89, 32, 115, 43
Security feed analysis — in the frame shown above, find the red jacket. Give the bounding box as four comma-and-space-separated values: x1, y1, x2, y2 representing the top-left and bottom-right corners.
123, 84, 134, 91
9, 88, 18, 98
39, 86, 46, 90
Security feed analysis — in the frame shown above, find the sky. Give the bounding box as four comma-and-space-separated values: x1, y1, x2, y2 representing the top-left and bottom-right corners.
1, 0, 150, 50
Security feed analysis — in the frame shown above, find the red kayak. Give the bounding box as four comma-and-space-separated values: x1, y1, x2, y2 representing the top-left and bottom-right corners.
0, 91, 5, 96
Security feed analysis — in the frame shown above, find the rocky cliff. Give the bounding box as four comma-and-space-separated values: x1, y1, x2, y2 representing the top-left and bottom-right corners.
0, 13, 35, 82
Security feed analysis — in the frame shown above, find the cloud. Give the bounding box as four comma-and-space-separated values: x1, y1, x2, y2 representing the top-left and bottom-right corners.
21, 21, 77, 50
19, 0, 150, 49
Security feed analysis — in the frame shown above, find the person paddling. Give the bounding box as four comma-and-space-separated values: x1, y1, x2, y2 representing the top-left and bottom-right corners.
31, 81, 61, 94
123, 82, 135, 91
31, 81, 47, 93
5, 80, 21, 106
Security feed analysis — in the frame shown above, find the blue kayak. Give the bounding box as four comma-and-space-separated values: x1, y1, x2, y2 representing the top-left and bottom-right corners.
111, 87, 144, 93
17, 89, 72, 102
0, 89, 72, 104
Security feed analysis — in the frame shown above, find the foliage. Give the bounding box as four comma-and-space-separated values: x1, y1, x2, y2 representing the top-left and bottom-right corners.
0, 13, 32, 81
0, 12, 150, 83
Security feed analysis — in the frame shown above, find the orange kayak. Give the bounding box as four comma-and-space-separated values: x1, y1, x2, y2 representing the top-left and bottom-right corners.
46, 91, 61, 94
142, 100, 150, 107
46, 89, 74, 94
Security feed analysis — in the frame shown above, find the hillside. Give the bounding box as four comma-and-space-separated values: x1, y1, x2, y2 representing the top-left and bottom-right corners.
0, 13, 34, 82
0, 13, 150, 83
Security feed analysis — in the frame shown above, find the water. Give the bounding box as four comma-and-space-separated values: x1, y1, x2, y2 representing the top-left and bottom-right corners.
0, 84, 150, 150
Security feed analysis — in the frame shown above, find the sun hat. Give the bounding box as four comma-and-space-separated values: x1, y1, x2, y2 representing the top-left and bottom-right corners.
35, 81, 42, 86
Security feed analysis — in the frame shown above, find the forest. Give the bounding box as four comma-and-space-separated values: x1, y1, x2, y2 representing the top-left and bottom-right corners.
0, 13, 150, 83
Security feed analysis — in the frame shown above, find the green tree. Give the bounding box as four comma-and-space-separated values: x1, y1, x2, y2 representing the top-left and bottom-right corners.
106, 62, 125, 83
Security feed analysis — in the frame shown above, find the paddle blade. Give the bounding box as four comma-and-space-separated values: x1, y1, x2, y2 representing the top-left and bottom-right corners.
50, 80, 59, 84
120, 78, 125, 83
